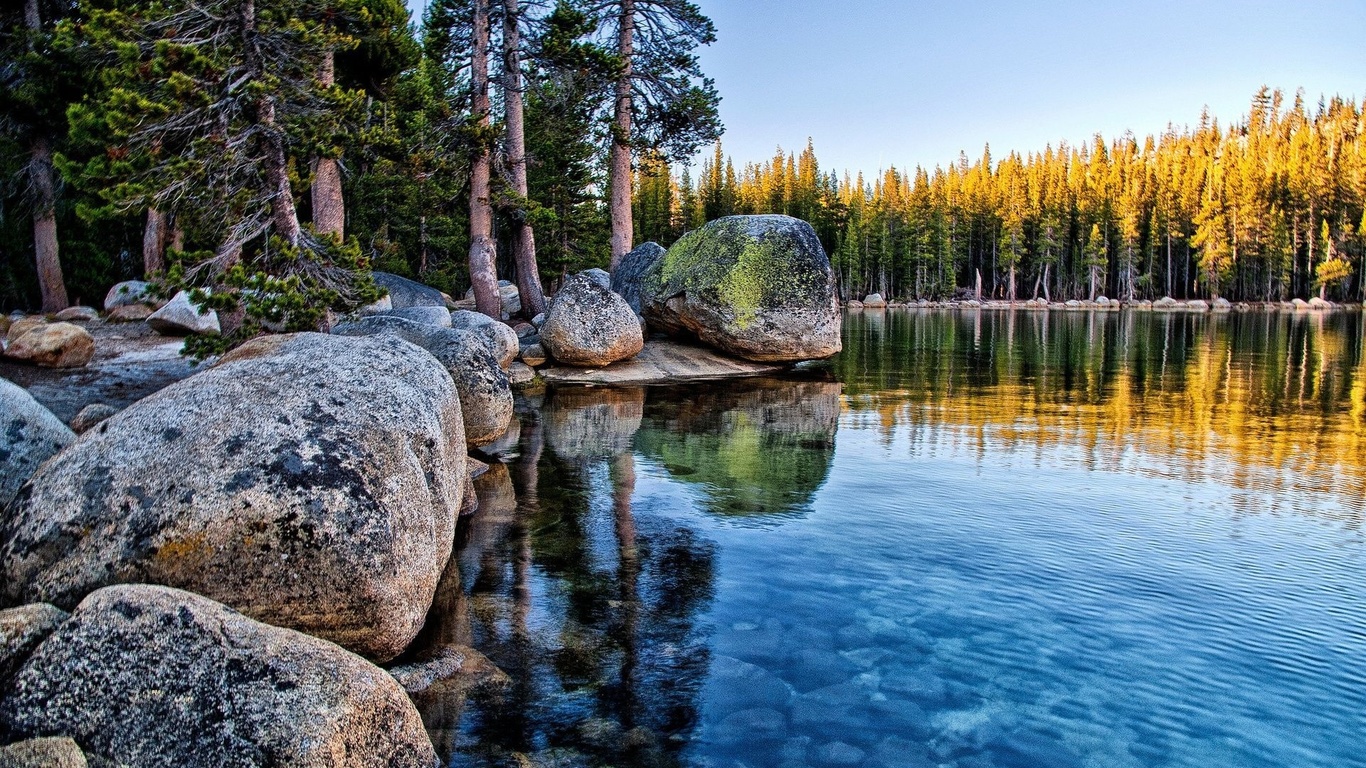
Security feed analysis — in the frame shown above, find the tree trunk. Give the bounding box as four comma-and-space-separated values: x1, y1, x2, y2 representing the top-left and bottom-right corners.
241, 0, 302, 248
30, 138, 68, 313
143, 208, 168, 276
311, 50, 344, 239
467, 0, 500, 319
503, 0, 546, 317
608, 0, 635, 271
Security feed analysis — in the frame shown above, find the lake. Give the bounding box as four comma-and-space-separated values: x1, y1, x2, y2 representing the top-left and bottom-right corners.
433, 308, 1366, 768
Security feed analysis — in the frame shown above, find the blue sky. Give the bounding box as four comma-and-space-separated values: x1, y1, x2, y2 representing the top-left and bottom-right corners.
409, 0, 1365, 176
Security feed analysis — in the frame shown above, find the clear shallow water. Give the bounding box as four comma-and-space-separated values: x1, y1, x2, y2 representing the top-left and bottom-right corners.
437, 309, 1366, 768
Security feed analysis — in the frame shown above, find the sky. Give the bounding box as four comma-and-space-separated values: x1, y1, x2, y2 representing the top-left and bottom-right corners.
410, 0, 1366, 177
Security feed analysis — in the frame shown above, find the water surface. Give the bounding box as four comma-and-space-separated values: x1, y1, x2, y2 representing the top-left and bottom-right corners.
436, 309, 1366, 768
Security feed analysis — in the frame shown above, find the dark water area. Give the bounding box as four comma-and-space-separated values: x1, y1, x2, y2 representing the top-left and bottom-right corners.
435, 309, 1366, 768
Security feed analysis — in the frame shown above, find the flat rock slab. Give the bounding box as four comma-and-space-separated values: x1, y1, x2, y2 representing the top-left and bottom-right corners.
540, 339, 785, 385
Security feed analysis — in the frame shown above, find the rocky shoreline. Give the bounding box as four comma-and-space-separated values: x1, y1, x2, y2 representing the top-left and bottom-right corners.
845, 294, 1362, 313
0, 215, 843, 766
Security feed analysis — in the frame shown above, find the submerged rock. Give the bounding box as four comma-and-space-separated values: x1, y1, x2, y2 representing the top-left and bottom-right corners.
541, 272, 644, 367
4, 323, 95, 368
623, 215, 841, 362
333, 315, 512, 446
1, 332, 466, 662
147, 291, 219, 336
0, 378, 75, 509
0, 584, 435, 768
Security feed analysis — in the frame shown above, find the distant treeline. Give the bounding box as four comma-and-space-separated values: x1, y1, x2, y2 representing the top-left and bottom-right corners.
635, 89, 1366, 303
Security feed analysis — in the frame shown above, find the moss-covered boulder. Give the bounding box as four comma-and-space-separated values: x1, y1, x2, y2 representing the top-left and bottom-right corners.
626, 215, 841, 362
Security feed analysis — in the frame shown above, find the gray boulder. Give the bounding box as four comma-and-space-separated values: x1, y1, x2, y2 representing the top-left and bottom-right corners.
147, 291, 220, 336
0, 737, 86, 768
540, 273, 644, 367
0, 603, 68, 686
52, 306, 98, 323
102, 280, 154, 311
381, 305, 453, 327
611, 242, 666, 316
372, 271, 447, 309
621, 215, 841, 362
4, 323, 95, 368
862, 293, 887, 308
0, 584, 435, 768
0, 378, 75, 510
464, 280, 521, 316
581, 267, 612, 291
333, 315, 513, 446
449, 310, 519, 369
1, 332, 466, 662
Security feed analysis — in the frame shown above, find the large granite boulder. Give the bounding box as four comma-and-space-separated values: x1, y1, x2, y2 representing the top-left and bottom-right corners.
0, 737, 86, 768
1, 332, 466, 662
147, 291, 220, 336
383, 305, 452, 327
0, 584, 436, 768
540, 272, 644, 367
623, 215, 841, 362
0, 603, 68, 686
0, 378, 76, 509
612, 242, 666, 316
4, 323, 95, 368
333, 315, 512, 446
5, 317, 45, 345
449, 310, 519, 369
372, 271, 447, 309
102, 280, 155, 311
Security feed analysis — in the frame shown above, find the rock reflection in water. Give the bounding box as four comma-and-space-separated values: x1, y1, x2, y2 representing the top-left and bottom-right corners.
634, 377, 842, 519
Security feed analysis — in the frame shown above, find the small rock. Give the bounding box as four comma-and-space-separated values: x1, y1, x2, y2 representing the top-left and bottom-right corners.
519, 343, 547, 367
531, 312, 547, 328
847, 300, 864, 308
0, 584, 436, 768
0, 378, 75, 508
0, 737, 87, 768
581, 268, 612, 291
450, 310, 519, 369
464, 280, 522, 316
103, 280, 155, 311
513, 322, 536, 338
381, 305, 452, 327
106, 304, 154, 322
541, 272, 643, 367
69, 403, 119, 434
386, 644, 509, 696
0, 603, 69, 686
5, 322, 95, 368
147, 291, 220, 336
507, 361, 536, 386
53, 306, 99, 323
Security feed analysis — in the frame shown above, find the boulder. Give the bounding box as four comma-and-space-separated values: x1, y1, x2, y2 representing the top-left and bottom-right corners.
68, 403, 119, 434
1291, 297, 1310, 310
147, 291, 220, 336
52, 306, 98, 323
449, 310, 519, 369
540, 273, 644, 367
0, 378, 76, 509
847, 300, 864, 308
381, 305, 453, 327
0, 584, 435, 768
102, 280, 155, 311
0, 603, 69, 686
0, 737, 86, 768
1153, 296, 1179, 309
4, 323, 95, 369
862, 293, 887, 308
1309, 296, 1333, 310
611, 242, 666, 316
356, 294, 393, 315
333, 315, 513, 446
6, 317, 46, 345
106, 304, 154, 322
464, 280, 521, 316
507, 361, 535, 386
623, 215, 841, 362
1, 333, 466, 662
1186, 299, 1210, 311
531, 312, 547, 328
372, 271, 447, 309
1212, 296, 1232, 312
